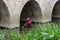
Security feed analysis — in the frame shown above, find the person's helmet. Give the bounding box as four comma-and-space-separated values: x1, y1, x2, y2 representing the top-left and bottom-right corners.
27, 18, 30, 21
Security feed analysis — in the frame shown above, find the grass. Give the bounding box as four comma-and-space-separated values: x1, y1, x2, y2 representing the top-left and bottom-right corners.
0, 23, 60, 40
21, 23, 60, 40
0, 29, 20, 40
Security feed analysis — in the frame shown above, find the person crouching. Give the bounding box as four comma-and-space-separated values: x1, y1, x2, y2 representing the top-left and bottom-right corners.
24, 18, 32, 31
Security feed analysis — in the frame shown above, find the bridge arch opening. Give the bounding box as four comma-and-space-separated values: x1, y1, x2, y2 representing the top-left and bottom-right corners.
52, 1, 60, 22
0, 0, 10, 26
20, 0, 42, 30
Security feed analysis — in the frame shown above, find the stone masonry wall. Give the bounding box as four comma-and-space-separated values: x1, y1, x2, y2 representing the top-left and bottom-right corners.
0, 0, 58, 28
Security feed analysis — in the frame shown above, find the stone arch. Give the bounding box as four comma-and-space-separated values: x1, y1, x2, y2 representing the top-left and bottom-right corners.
52, 0, 60, 21
20, 0, 42, 26
0, 0, 10, 27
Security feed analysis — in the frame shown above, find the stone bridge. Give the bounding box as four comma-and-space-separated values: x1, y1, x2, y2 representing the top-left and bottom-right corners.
0, 0, 59, 28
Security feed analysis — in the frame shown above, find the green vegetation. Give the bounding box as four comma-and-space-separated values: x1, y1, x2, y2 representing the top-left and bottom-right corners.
21, 23, 60, 40
0, 29, 20, 40
0, 23, 60, 40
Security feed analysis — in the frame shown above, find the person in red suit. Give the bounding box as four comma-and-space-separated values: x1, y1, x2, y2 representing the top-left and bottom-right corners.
24, 18, 32, 28
24, 18, 32, 31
